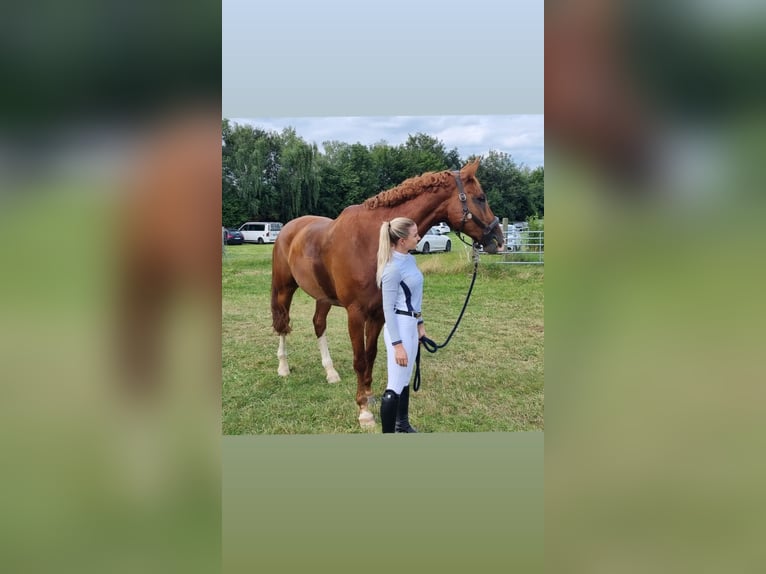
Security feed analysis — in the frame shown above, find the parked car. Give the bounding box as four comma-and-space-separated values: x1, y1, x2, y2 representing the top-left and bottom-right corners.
415, 227, 451, 254
505, 226, 521, 252
238, 221, 283, 244
432, 222, 451, 234
512, 221, 529, 232
477, 226, 520, 253
224, 228, 244, 245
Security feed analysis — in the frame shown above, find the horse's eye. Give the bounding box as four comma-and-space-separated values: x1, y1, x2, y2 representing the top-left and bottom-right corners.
475, 195, 486, 204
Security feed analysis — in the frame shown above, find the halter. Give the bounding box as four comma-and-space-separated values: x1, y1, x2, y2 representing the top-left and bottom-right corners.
451, 171, 501, 249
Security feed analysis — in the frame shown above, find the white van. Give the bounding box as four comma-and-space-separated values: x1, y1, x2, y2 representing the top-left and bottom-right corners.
238, 221, 283, 244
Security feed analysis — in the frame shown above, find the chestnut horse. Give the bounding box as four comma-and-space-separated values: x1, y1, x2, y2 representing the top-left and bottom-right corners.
270, 160, 504, 428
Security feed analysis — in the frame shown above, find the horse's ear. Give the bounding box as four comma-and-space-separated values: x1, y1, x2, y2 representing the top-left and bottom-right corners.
461, 158, 481, 179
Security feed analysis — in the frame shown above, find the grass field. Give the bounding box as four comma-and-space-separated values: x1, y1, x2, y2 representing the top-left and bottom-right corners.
222, 236, 544, 434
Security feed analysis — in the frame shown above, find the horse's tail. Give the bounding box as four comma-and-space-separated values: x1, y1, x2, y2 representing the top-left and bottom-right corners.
271, 235, 293, 335
271, 285, 292, 335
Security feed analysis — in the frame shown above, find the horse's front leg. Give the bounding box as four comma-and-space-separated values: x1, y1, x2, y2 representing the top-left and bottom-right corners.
347, 306, 375, 428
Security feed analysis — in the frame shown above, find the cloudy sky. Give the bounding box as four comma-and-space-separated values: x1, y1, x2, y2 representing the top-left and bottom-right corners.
230, 115, 544, 169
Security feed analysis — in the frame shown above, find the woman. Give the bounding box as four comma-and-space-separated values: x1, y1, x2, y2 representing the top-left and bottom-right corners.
376, 217, 428, 433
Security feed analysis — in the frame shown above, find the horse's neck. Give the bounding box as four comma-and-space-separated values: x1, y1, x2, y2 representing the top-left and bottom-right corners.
398, 191, 448, 230
339, 186, 449, 232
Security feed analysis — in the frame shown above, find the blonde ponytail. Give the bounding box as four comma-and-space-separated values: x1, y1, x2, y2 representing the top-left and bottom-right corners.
376, 217, 416, 287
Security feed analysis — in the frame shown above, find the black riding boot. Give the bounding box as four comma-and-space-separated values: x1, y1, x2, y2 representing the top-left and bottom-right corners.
380, 390, 399, 434
395, 385, 418, 433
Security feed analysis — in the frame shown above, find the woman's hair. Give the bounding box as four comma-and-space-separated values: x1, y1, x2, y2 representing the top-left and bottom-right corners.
376, 217, 416, 287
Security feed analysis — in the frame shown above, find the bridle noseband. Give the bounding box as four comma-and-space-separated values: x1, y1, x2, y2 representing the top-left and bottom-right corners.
451, 171, 500, 248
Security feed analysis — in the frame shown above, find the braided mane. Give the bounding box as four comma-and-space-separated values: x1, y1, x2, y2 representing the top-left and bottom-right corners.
363, 170, 452, 210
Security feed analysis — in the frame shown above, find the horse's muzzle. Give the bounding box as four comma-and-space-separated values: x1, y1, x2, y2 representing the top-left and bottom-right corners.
480, 218, 503, 254
482, 235, 502, 254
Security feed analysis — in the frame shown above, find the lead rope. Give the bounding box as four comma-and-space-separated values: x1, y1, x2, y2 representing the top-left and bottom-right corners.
412, 245, 480, 391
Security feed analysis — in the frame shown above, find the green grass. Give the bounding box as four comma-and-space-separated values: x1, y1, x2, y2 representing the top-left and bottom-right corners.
222, 236, 544, 434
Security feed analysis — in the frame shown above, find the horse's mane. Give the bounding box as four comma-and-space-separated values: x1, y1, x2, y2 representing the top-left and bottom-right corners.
363, 169, 453, 210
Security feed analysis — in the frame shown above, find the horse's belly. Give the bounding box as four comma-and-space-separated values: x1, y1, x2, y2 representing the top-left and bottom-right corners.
291, 258, 339, 304
298, 281, 338, 305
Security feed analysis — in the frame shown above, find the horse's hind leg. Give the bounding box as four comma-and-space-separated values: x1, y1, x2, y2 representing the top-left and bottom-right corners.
277, 334, 290, 377
313, 301, 340, 383
271, 277, 298, 377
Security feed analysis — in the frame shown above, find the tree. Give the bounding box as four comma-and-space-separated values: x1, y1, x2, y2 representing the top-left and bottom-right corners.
221, 119, 543, 225
222, 119, 249, 227
477, 150, 534, 222
221, 122, 283, 225
401, 133, 452, 175
276, 128, 319, 220
527, 166, 544, 218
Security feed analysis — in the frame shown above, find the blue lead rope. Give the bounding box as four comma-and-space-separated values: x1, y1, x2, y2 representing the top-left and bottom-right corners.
412, 259, 479, 391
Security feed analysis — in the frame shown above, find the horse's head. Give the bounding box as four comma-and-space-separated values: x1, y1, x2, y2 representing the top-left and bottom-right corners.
447, 160, 504, 254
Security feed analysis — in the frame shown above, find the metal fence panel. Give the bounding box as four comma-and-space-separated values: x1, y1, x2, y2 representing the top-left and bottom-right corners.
482, 230, 544, 264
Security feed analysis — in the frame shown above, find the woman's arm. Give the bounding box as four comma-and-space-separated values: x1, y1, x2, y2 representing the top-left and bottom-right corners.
380, 264, 402, 345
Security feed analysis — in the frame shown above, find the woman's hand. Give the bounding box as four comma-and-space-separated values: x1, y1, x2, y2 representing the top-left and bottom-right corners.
394, 343, 408, 367
418, 323, 427, 341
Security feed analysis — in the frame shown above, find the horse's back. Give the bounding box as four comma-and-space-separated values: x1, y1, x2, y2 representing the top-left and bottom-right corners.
281, 215, 332, 243
282, 215, 333, 234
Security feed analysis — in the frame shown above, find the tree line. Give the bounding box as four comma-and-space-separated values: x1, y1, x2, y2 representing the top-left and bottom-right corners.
222, 119, 543, 228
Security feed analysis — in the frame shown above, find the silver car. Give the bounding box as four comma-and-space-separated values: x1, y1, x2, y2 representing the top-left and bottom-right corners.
505, 227, 521, 252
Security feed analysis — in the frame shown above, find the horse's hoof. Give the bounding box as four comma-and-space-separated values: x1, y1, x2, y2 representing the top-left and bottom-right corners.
358, 410, 375, 429
326, 370, 340, 383
277, 366, 290, 377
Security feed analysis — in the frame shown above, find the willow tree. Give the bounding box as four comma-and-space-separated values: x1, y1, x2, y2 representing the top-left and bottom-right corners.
222, 122, 280, 223
276, 128, 319, 220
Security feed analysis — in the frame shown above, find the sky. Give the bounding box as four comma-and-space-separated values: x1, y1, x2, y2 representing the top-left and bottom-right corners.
229, 115, 544, 170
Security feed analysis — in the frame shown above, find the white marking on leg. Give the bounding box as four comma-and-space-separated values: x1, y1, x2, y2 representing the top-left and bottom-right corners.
318, 333, 340, 383
277, 335, 290, 377
358, 408, 375, 428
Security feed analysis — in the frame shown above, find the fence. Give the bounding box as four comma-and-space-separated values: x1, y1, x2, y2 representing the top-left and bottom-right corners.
481, 230, 544, 264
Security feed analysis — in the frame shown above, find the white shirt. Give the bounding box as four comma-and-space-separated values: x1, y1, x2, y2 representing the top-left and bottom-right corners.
380, 251, 424, 344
